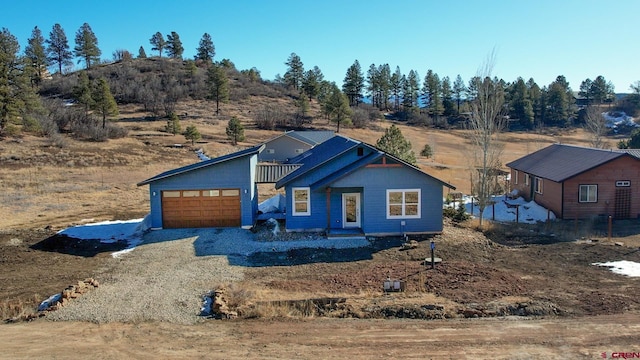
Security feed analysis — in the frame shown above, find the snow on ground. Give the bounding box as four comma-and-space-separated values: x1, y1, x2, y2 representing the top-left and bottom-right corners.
603, 111, 637, 129
592, 260, 640, 277
195, 149, 210, 161
452, 194, 556, 224
58, 215, 150, 258
258, 193, 286, 214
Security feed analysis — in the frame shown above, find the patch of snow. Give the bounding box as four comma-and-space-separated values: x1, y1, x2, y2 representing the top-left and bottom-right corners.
603, 111, 637, 129
200, 291, 213, 317
592, 260, 640, 277
195, 149, 210, 161
258, 193, 286, 214
451, 194, 555, 224
58, 215, 151, 258
37, 293, 62, 311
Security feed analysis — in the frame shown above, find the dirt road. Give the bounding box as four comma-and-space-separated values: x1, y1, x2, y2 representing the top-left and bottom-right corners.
1, 314, 639, 359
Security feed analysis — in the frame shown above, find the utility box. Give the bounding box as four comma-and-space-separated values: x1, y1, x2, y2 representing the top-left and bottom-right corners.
383, 279, 405, 292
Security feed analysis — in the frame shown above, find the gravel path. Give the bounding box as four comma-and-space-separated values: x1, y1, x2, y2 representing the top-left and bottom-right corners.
48, 229, 247, 324
48, 226, 370, 324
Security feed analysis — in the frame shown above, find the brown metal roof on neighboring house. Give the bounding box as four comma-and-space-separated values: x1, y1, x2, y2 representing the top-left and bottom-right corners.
617, 149, 640, 159
255, 163, 301, 183
505, 144, 629, 182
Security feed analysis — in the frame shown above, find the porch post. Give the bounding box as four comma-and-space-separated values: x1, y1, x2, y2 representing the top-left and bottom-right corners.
326, 187, 331, 233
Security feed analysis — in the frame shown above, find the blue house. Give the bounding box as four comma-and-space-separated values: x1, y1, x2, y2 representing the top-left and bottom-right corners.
137, 145, 263, 229
276, 135, 455, 236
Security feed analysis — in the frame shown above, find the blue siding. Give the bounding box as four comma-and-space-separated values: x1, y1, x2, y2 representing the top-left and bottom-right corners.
284, 145, 446, 235
331, 166, 444, 234
148, 155, 257, 228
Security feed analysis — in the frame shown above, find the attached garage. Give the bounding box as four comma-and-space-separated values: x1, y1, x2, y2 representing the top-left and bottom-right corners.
161, 189, 241, 228
137, 145, 263, 229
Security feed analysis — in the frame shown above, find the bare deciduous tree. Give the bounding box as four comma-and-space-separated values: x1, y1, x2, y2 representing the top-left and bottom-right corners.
584, 105, 608, 149
467, 52, 506, 227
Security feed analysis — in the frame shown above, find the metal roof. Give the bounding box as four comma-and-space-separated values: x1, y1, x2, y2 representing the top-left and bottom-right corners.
287, 131, 335, 145
137, 144, 264, 186
617, 149, 640, 159
505, 144, 629, 182
255, 163, 301, 183
276, 135, 358, 189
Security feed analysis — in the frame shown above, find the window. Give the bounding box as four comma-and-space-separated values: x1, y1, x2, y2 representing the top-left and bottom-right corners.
292, 187, 310, 216
386, 189, 421, 219
222, 189, 240, 196
534, 177, 543, 194
514, 170, 518, 185
266, 149, 275, 154
182, 190, 200, 197
202, 190, 220, 197
357, 147, 364, 156
295, 149, 304, 154
579, 185, 598, 203
163, 191, 181, 198
616, 180, 630, 187
525, 174, 530, 186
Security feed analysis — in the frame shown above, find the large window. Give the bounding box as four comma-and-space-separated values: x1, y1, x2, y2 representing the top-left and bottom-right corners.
292, 187, 310, 216
386, 189, 421, 219
514, 170, 518, 185
534, 177, 543, 194
579, 185, 598, 203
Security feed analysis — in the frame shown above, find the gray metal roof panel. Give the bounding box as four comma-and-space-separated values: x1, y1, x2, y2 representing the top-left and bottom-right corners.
505, 144, 626, 182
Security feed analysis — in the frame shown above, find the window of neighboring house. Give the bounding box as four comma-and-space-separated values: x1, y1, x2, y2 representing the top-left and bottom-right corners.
292, 187, 310, 216
579, 185, 598, 203
295, 149, 304, 154
386, 189, 421, 219
514, 170, 518, 185
534, 177, 543, 194
266, 149, 275, 154
525, 174, 530, 186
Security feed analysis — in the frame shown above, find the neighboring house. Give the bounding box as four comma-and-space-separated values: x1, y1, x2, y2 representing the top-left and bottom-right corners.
275, 135, 455, 236
258, 130, 334, 163
506, 144, 640, 220
137, 145, 263, 229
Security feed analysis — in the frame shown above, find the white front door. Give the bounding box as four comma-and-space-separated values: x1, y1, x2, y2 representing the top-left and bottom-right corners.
342, 193, 361, 228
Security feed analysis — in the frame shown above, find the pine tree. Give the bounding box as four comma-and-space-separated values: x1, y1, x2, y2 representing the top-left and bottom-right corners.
376, 124, 416, 164
342, 60, 365, 106
183, 125, 201, 145
302, 66, 323, 101
1, 28, 40, 134
166, 31, 183, 59
150, 32, 165, 57
390, 66, 402, 112
423, 70, 443, 119
92, 77, 118, 129
441, 76, 455, 117
24, 26, 49, 86
46, 23, 72, 74
196, 33, 215, 63
74, 23, 101, 69
73, 71, 94, 114
323, 83, 351, 132
206, 63, 229, 115
138, 46, 147, 58
165, 113, 181, 135
453, 74, 466, 114
283, 53, 304, 90
225, 116, 245, 145
509, 77, 534, 128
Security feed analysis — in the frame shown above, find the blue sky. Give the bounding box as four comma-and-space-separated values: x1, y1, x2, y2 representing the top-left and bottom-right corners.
3, 0, 639, 92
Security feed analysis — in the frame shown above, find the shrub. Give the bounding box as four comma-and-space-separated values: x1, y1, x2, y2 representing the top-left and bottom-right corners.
443, 203, 470, 222
420, 144, 433, 158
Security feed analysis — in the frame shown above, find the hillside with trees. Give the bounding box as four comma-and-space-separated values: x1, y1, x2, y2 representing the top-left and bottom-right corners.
1, 23, 640, 148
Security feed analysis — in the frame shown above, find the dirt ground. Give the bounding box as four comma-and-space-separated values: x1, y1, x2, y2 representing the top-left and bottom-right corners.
1, 101, 640, 357
1, 314, 639, 359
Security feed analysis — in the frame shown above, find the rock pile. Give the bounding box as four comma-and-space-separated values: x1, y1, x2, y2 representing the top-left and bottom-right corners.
210, 287, 237, 319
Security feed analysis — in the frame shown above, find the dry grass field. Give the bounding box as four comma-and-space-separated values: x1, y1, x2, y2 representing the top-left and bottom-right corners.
2, 96, 639, 358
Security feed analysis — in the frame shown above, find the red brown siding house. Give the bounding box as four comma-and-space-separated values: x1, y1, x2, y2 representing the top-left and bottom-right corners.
506, 144, 640, 220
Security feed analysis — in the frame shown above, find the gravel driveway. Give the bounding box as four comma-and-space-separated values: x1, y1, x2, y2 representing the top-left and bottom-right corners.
48, 226, 370, 324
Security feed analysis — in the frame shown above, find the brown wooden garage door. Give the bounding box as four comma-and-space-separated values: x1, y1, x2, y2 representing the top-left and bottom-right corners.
161, 189, 241, 228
